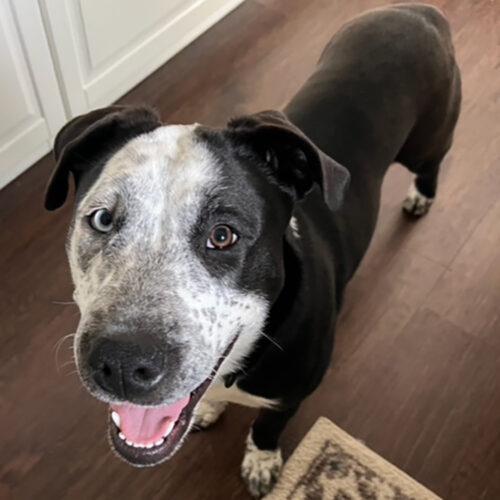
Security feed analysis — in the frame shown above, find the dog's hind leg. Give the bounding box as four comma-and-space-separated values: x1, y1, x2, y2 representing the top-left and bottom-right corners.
400, 69, 461, 217
241, 405, 298, 497
402, 155, 443, 216
401, 82, 461, 216
399, 133, 456, 218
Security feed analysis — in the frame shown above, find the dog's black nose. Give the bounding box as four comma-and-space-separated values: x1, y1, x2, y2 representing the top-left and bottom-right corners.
88, 334, 165, 399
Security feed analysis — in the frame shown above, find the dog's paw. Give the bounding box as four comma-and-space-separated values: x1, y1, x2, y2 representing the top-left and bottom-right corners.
193, 399, 226, 430
402, 180, 433, 216
241, 432, 283, 498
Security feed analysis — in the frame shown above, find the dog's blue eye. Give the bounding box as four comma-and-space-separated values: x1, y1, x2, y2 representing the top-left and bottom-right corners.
89, 209, 114, 233
207, 225, 238, 250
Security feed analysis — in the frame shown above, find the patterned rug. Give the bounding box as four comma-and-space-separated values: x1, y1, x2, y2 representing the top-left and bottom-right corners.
265, 417, 440, 500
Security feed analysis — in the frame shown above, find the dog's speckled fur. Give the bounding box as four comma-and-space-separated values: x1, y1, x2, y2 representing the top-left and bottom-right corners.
70, 125, 268, 406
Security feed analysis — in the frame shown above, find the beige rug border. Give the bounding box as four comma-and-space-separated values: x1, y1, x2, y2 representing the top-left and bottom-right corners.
266, 417, 441, 500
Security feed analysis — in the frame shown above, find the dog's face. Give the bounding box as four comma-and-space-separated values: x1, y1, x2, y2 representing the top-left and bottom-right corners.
45, 106, 349, 467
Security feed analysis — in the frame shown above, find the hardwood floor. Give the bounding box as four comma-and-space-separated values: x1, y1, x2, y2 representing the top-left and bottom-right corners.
1, 1, 499, 499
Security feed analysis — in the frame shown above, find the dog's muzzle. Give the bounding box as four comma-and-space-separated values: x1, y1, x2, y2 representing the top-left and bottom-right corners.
81, 331, 237, 467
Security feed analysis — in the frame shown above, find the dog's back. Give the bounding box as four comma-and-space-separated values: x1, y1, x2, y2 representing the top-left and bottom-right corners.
285, 3, 461, 283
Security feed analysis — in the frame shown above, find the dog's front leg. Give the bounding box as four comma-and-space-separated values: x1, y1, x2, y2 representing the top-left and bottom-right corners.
193, 398, 227, 430
241, 405, 298, 498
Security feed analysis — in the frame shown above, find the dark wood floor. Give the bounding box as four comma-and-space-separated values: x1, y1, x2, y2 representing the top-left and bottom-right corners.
1, 1, 499, 499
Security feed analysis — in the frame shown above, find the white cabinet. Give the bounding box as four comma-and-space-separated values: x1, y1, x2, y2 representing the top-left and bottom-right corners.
0, 0, 66, 189
40, 0, 244, 115
0, 0, 244, 189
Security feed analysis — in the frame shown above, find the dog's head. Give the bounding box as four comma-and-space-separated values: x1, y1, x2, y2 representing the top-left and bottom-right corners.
46, 105, 349, 466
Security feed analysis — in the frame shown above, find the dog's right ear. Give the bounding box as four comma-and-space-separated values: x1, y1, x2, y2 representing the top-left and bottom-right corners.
45, 105, 161, 210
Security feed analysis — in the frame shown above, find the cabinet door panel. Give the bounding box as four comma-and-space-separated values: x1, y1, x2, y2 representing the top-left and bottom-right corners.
80, 0, 187, 68
40, 0, 244, 115
0, 0, 66, 189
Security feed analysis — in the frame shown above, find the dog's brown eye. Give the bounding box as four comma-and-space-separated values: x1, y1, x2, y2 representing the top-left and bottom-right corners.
207, 225, 238, 250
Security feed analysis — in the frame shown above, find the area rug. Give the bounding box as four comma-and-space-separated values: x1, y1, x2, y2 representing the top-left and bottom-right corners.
265, 417, 440, 500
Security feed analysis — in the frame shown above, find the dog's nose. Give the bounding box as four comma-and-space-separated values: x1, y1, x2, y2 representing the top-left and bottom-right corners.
88, 334, 165, 399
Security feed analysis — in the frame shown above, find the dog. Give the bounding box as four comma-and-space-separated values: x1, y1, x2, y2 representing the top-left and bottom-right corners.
45, 4, 460, 497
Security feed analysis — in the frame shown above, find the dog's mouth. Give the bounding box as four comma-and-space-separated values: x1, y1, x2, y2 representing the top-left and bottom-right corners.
108, 377, 212, 466
106, 339, 236, 467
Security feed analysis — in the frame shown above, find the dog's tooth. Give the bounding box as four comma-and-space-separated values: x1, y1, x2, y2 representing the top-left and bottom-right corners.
155, 438, 164, 446
126, 440, 134, 447
163, 421, 175, 437
119, 432, 126, 440
145, 443, 154, 449
111, 411, 121, 428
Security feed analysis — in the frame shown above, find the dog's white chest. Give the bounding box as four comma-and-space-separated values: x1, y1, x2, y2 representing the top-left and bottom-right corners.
204, 383, 279, 409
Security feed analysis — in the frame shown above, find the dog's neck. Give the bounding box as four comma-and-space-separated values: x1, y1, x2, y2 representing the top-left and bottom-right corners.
223, 232, 304, 388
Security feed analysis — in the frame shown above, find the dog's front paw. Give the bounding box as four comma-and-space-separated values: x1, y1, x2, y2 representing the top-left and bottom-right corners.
193, 399, 226, 430
403, 180, 433, 216
241, 432, 283, 498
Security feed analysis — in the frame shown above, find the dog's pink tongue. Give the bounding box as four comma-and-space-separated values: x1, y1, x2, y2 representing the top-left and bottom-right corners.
111, 397, 190, 444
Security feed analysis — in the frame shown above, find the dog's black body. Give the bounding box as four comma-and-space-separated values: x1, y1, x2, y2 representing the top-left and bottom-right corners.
226, 3, 461, 451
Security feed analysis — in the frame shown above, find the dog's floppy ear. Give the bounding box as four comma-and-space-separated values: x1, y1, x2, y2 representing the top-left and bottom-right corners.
45, 105, 162, 210
227, 110, 350, 211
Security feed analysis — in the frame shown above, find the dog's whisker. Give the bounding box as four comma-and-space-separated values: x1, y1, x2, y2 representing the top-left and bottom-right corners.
53, 333, 76, 352
54, 333, 77, 372
52, 300, 77, 306
259, 331, 284, 351
57, 356, 76, 373
60, 359, 77, 369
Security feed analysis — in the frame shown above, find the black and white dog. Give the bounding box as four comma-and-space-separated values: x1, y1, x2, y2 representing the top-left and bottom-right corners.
45, 4, 460, 497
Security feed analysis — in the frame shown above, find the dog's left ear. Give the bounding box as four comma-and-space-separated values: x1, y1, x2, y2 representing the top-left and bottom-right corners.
227, 110, 350, 211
